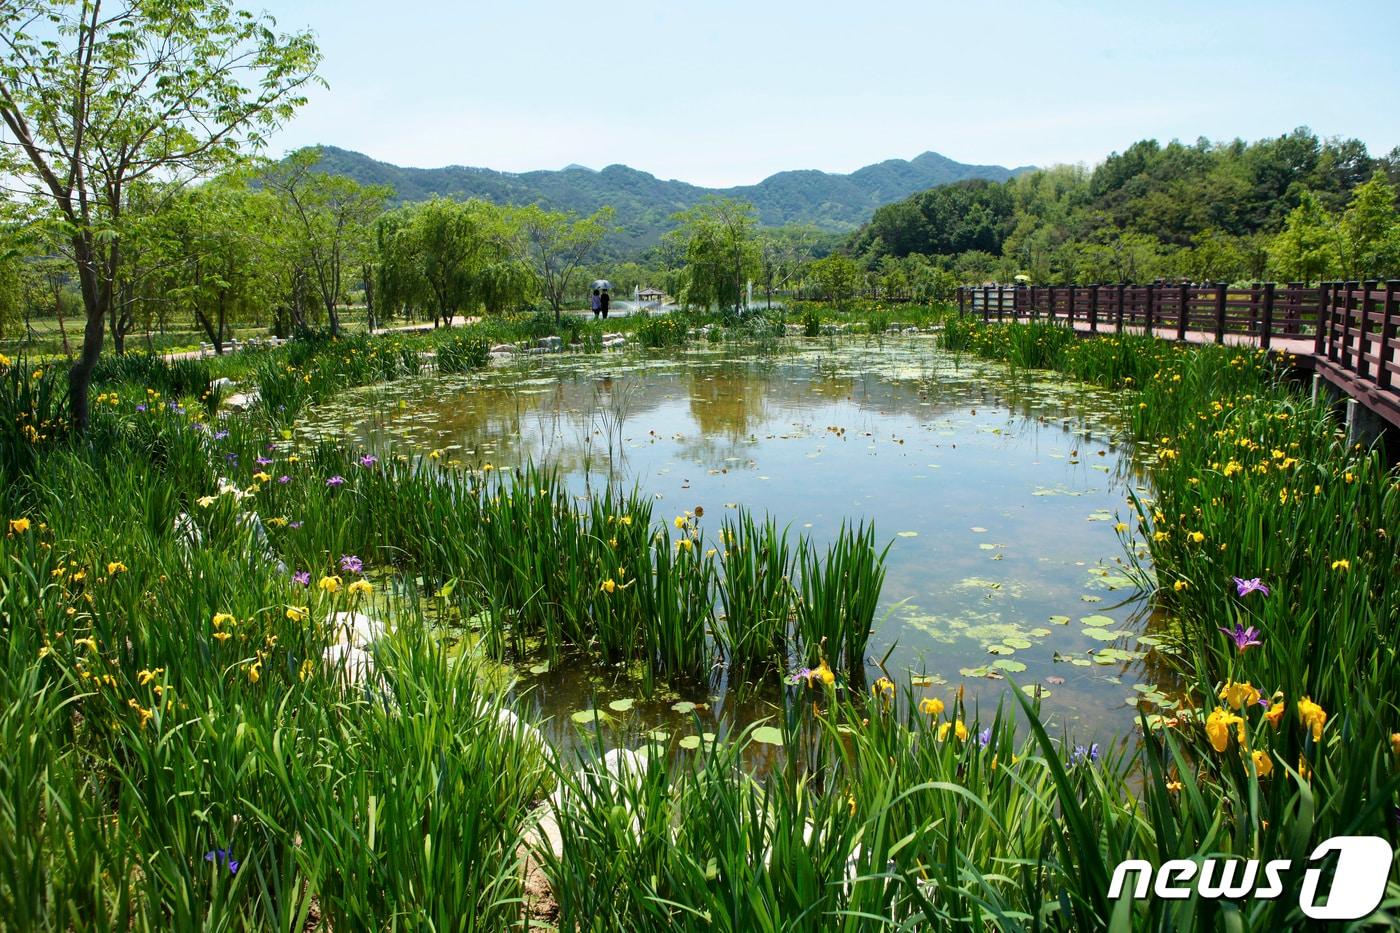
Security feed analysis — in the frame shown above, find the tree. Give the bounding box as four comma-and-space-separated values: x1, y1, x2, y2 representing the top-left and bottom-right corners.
156, 177, 279, 354
809, 254, 862, 308
0, 0, 320, 429
517, 206, 613, 322
263, 148, 389, 336
1268, 191, 1339, 285
375, 199, 536, 327
670, 197, 759, 313
757, 228, 819, 309
1338, 172, 1400, 279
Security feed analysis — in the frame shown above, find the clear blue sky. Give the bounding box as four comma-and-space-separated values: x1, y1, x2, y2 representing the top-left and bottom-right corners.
256, 0, 1399, 187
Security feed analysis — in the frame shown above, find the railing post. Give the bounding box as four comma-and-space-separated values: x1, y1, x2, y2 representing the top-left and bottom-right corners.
1261, 282, 1275, 351
1315, 282, 1329, 357
1380, 280, 1397, 391
1089, 284, 1100, 333
1116, 283, 1125, 333
1177, 282, 1189, 341
1047, 285, 1056, 323
1144, 282, 1155, 337
957, 287, 965, 318
1066, 284, 1076, 329
982, 285, 991, 324
1358, 280, 1376, 379
1214, 282, 1227, 344
1341, 281, 1355, 369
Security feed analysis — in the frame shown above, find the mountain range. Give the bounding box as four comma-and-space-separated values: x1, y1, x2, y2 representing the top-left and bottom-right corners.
307, 145, 1033, 255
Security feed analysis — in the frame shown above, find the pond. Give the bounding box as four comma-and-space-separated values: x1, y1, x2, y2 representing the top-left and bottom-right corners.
304, 336, 1172, 752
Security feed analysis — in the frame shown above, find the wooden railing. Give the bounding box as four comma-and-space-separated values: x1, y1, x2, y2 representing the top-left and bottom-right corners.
956, 280, 1400, 412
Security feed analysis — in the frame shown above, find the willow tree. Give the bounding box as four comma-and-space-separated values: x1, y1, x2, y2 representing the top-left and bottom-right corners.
0, 0, 320, 428
669, 197, 759, 313
376, 199, 536, 326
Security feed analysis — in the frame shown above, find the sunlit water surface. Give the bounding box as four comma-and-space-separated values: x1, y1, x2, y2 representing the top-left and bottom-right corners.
305, 337, 1173, 753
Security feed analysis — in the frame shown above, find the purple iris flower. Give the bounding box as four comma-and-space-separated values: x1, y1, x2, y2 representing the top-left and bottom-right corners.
340, 555, 363, 573
326, 475, 345, 487
359, 454, 378, 467
213, 430, 229, 441
224, 453, 238, 464
1232, 576, 1270, 598
278, 475, 291, 485
135, 404, 147, 413
1071, 743, 1100, 765
288, 521, 303, 529
293, 570, 310, 586
204, 849, 239, 875
978, 728, 992, 748
256, 457, 273, 467
1218, 622, 1263, 652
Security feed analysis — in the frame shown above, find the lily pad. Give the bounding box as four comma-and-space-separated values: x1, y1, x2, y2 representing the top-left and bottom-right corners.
571, 709, 609, 725
671, 701, 698, 714
1080, 615, 1116, 627
1087, 510, 1114, 522
1004, 636, 1033, 650
992, 659, 1027, 672
528, 662, 550, 675
896, 531, 919, 538
1081, 628, 1119, 642
987, 644, 1016, 655
1049, 615, 1071, 625
679, 735, 701, 750
608, 698, 636, 712
751, 726, 784, 747
970, 526, 988, 533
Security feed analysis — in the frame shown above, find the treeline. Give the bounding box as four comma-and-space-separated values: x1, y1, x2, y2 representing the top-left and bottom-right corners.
850, 128, 1400, 285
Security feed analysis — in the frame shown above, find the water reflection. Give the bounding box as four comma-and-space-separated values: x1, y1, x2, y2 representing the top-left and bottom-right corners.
307, 338, 1168, 747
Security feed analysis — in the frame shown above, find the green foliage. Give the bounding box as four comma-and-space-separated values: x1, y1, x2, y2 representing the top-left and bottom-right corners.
669, 198, 761, 312
855, 129, 1398, 286
433, 333, 490, 374
1268, 191, 1340, 285
636, 312, 690, 348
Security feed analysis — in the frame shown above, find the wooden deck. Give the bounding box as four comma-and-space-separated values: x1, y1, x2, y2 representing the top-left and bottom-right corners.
958, 282, 1400, 431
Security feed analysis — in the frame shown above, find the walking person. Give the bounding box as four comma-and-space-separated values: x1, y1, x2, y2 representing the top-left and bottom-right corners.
599, 288, 611, 320
591, 289, 602, 320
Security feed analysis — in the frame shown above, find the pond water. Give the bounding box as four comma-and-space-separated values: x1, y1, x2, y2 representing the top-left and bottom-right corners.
306, 337, 1173, 751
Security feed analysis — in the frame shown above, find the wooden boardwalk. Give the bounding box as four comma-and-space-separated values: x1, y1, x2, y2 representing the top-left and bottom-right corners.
958, 282, 1400, 432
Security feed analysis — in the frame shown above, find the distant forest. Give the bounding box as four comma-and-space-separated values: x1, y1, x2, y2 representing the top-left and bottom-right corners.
849, 128, 1400, 285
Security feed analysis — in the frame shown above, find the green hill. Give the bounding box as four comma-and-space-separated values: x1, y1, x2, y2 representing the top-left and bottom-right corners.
306, 145, 1032, 254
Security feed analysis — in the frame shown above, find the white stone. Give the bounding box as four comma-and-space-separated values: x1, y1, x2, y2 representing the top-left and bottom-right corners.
330, 611, 385, 648
321, 643, 378, 687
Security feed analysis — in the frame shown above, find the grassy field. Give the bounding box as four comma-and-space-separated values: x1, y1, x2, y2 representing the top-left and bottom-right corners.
0, 312, 1395, 929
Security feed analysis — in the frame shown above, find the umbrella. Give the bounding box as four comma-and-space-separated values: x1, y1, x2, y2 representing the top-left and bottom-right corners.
591, 279, 612, 291
1013, 274, 1031, 283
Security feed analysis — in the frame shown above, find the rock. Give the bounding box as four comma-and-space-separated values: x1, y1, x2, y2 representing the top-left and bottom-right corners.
222, 390, 259, 411
489, 343, 517, 354
210, 377, 236, 391
330, 611, 385, 649
321, 642, 378, 687
488, 352, 514, 363
173, 512, 203, 548
537, 336, 563, 351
